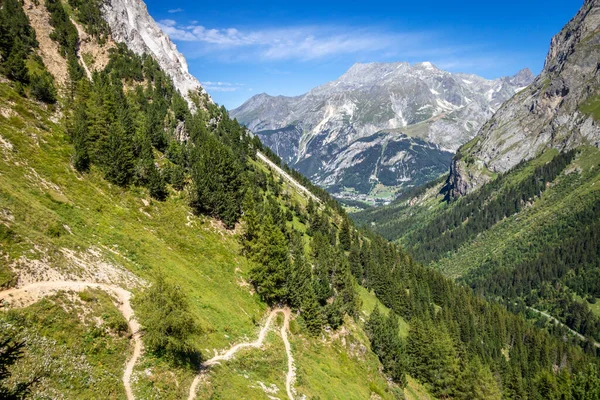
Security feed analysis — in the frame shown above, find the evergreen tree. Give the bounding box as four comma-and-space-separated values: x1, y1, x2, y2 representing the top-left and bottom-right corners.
339, 218, 352, 251
69, 103, 90, 172
572, 364, 600, 400
134, 272, 200, 366
301, 289, 323, 335
147, 163, 168, 201
101, 108, 134, 186
286, 232, 313, 309
456, 358, 502, 400
240, 188, 260, 255
248, 214, 290, 304
190, 134, 243, 228
29, 70, 57, 103
366, 307, 408, 387
4, 39, 28, 83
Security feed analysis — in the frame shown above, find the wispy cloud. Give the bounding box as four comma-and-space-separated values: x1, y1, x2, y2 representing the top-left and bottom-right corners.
200, 81, 247, 92
158, 20, 432, 62
168, 8, 183, 13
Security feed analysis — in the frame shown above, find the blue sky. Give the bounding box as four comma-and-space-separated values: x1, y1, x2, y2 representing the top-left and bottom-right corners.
144, 0, 582, 110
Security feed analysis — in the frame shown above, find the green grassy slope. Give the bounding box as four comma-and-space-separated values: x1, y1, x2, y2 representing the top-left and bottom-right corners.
0, 81, 409, 399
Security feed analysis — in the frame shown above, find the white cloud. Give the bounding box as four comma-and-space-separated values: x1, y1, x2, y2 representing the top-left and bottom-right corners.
168, 8, 183, 13
200, 81, 246, 92
160, 19, 178, 27
157, 20, 431, 62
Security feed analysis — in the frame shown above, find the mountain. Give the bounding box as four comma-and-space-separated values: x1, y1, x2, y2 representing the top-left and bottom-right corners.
101, 0, 207, 103
353, 0, 600, 360
447, 0, 600, 198
233, 62, 534, 204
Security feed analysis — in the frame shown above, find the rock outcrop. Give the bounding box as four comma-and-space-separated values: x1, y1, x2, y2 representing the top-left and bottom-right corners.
101, 0, 207, 103
447, 0, 600, 198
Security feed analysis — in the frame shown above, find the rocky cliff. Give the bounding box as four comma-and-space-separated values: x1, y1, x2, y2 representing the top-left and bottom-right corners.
101, 0, 207, 102
447, 0, 600, 198
233, 62, 532, 203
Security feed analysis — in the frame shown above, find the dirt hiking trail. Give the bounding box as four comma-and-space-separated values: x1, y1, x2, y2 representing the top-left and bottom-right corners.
1, 283, 297, 400
0, 281, 142, 400
188, 307, 296, 400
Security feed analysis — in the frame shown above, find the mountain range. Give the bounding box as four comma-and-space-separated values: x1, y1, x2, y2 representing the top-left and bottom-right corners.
353, 0, 600, 368
233, 62, 534, 204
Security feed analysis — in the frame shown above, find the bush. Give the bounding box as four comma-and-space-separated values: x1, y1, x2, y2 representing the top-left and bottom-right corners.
134, 273, 201, 367
29, 72, 57, 104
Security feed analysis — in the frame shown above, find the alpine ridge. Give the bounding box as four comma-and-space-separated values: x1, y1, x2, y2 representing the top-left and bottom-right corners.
101, 0, 208, 103
232, 62, 533, 204
447, 0, 600, 198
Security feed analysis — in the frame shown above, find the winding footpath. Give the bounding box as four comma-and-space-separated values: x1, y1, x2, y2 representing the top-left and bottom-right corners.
188, 307, 296, 400
1, 283, 297, 400
0, 281, 142, 400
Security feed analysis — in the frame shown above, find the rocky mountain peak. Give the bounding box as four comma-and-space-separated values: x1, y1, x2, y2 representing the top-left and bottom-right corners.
233, 61, 533, 203
508, 68, 535, 87
101, 0, 208, 104
446, 0, 600, 198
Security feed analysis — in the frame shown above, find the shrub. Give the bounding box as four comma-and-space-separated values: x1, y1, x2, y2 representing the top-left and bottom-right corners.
134, 273, 201, 367
29, 71, 57, 104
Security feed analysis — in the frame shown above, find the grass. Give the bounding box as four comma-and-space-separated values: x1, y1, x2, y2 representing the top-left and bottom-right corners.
0, 289, 129, 399
589, 300, 600, 318
580, 95, 600, 120
404, 376, 435, 400
358, 285, 409, 338
293, 316, 402, 400
0, 80, 408, 398
0, 81, 266, 397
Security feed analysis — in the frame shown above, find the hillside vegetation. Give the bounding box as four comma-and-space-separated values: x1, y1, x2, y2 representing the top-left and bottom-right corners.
354, 146, 600, 352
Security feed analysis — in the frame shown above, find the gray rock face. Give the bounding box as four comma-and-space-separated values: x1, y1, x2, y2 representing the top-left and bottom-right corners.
101, 0, 207, 103
232, 62, 532, 202
447, 0, 600, 198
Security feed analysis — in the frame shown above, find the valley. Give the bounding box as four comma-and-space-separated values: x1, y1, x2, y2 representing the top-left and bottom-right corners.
0, 0, 599, 399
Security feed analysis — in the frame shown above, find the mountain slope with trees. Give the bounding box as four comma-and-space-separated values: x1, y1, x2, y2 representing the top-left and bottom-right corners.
0, 0, 598, 399
354, 0, 600, 363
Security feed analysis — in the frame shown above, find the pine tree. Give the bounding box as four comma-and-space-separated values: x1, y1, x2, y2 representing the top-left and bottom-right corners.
339, 218, 352, 251
134, 272, 200, 365
190, 134, 243, 228
311, 232, 334, 304
348, 242, 363, 282
102, 107, 134, 186
248, 214, 290, 304
29, 70, 57, 103
4, 39, 29, 83
147, 163, 168, 201
456, 358, 501, 400
286, 232, 312, 309
301, 289, 323, 335
240, 188, 260, 255
69, 103, 90, 172
572, 364, 600, 400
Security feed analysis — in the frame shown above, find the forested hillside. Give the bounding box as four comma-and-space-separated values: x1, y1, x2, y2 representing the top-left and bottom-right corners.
353, 0, 600, 360
0, 0, 599, 399
354, 145, 600, 353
